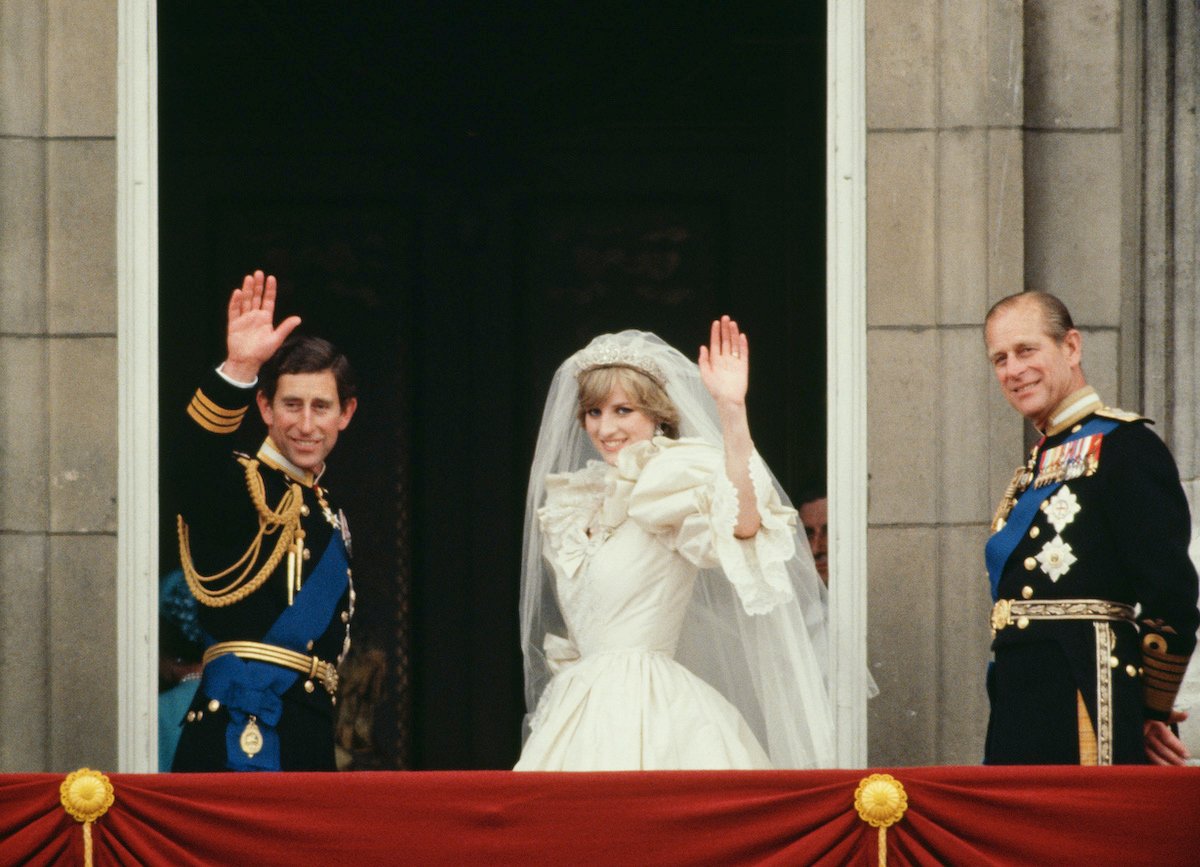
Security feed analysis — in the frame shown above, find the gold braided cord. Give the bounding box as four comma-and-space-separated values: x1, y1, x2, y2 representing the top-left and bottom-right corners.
178, 459, 304, 608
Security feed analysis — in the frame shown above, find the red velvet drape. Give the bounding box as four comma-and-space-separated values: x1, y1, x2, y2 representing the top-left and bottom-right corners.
4, 767, 1197, 866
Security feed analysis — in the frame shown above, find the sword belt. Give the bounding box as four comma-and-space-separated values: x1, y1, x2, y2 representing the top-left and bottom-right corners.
203, 640, 339, 694
991, 598, 1136, 636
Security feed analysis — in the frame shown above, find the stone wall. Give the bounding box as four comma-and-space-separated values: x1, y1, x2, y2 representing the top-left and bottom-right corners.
0, 0, 118, 772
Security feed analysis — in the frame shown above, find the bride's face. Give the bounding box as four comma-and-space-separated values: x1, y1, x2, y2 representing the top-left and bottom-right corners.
583, 384, 657, 465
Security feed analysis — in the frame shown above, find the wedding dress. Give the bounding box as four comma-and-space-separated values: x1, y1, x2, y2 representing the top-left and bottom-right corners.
515, 437, 803, 770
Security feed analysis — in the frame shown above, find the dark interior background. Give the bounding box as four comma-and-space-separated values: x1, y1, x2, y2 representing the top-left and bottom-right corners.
157, 1, 826, 770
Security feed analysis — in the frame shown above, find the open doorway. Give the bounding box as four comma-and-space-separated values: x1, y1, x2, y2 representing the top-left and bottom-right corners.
157, 2, 827, 769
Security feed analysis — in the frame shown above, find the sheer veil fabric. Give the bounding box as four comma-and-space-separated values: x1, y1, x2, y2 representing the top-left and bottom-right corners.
519, 330, 837, 768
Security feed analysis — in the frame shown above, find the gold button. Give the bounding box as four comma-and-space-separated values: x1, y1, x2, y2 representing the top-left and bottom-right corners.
1021, 586, 1033, 599
1126, 665, 1138, 677
300, 504, 310, 517
331, 695, 337, 706
304, 680, 315, 693
1071, 424, 1082, 433
1029, 526, 1040, 539
186, 711, 196, 723
1017, 616, 1029, 629
306, 640, 314, 651
207, 699, 220, 712
1024, 557, 1037, 571
1138, 667, 1145, 676
1108, 656, 1119, 668
302, 548, 311, 561
341, 610, 350, 623
196, 711, 204, 721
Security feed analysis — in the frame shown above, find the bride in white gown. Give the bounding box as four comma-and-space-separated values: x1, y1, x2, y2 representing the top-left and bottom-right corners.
515, 318, 836, 771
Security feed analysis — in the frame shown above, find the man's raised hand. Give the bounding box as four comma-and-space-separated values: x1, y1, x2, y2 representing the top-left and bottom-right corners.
222, 270, 302, 382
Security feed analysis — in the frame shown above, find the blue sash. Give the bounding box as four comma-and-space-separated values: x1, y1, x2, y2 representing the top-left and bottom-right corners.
201, 532, 349, 771
984, 417, 1117, 601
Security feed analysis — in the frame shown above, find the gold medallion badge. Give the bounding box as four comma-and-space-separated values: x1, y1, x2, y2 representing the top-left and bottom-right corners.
240, 716, 264, 758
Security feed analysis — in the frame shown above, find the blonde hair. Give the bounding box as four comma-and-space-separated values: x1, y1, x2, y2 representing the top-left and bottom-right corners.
576, 366, 680, 439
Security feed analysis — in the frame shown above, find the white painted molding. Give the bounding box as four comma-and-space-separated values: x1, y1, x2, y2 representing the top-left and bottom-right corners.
826, 0, 868, 767
112, 1, 866, 772
116, 0, 160, 772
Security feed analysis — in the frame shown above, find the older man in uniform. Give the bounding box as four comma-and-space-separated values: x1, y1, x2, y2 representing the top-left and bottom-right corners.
170, 270, 358, 771
983, 291, 1198, 765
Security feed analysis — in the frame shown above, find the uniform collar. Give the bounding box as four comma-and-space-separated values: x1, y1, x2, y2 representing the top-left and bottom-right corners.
1041, 386, 1103, 437
257, 437, 324, 487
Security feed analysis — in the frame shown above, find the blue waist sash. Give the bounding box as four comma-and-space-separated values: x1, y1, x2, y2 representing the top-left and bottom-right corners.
201, 532, 349, 771
984, 417, 1117, 601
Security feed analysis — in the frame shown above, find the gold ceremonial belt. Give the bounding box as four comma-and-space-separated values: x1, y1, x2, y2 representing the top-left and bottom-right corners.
991, 598, 1136, 636
203, 640, 339, 694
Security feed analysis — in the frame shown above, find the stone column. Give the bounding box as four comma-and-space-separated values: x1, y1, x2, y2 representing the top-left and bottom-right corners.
865, 0, 1024, 764
1141, 0, 1200, 757
0, 0, 119, 771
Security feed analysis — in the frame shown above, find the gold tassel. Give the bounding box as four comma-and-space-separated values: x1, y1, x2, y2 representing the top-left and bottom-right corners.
60, 768, 114, 867
854, 773, 908, 867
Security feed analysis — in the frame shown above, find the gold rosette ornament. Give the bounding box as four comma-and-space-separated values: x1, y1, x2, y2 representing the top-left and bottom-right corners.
60, 768, 115, 867
854, 773, 908, 866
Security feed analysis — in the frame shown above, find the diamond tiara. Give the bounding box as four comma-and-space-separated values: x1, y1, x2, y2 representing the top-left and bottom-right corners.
572, 343, 667, 386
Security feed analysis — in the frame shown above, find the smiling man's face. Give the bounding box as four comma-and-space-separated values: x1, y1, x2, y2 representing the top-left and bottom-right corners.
985, 298, 1084, 430
256, 370, 356, 472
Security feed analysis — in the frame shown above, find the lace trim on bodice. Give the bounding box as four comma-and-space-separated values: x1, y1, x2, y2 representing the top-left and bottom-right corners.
538, 459, 631, 579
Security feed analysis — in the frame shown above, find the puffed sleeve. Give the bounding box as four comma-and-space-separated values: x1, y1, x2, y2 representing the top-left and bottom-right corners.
623, 437, 798, 615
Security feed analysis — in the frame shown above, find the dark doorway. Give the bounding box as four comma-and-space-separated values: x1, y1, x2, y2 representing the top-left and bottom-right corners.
157, 2, 826, 770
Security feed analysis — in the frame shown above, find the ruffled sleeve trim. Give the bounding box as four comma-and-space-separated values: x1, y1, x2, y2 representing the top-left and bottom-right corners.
538, 462, 612, 578
626, 437, 797, 615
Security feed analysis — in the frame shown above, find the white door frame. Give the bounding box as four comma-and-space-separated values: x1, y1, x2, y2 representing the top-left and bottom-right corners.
825, 0, 869, 767
115, 0, 869, 770
116, 0, 159, 772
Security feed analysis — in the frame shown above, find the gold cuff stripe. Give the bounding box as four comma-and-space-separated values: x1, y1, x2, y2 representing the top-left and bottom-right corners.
1141, 650, 1189, 671
1143, 653, 1185, 712
187, 402, 242, 434
1142, 662, 1188, 681
1144, 674, 1185, 692
191, 388, 248, 420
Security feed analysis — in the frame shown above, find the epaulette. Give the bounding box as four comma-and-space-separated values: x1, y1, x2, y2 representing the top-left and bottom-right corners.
1094, 406, 1150, 424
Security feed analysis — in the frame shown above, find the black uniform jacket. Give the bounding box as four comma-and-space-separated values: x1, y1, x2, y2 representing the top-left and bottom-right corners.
170, 368, 353, 772
986, 388, 1199, 764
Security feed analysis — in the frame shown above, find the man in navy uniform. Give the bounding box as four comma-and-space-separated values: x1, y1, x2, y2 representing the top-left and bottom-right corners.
171, 270, 358, 771
983, 291, 1198, 765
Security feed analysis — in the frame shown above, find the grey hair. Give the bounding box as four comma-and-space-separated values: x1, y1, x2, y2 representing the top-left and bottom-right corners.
985, 291, 1076, 343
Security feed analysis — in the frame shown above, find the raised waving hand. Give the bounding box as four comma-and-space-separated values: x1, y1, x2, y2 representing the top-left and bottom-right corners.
698, 315, 749, 407
698, 315, 760, 538
221, 270, 302, 382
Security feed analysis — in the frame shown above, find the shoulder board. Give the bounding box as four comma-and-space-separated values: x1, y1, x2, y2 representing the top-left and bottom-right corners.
1094, 406, 1150, 424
